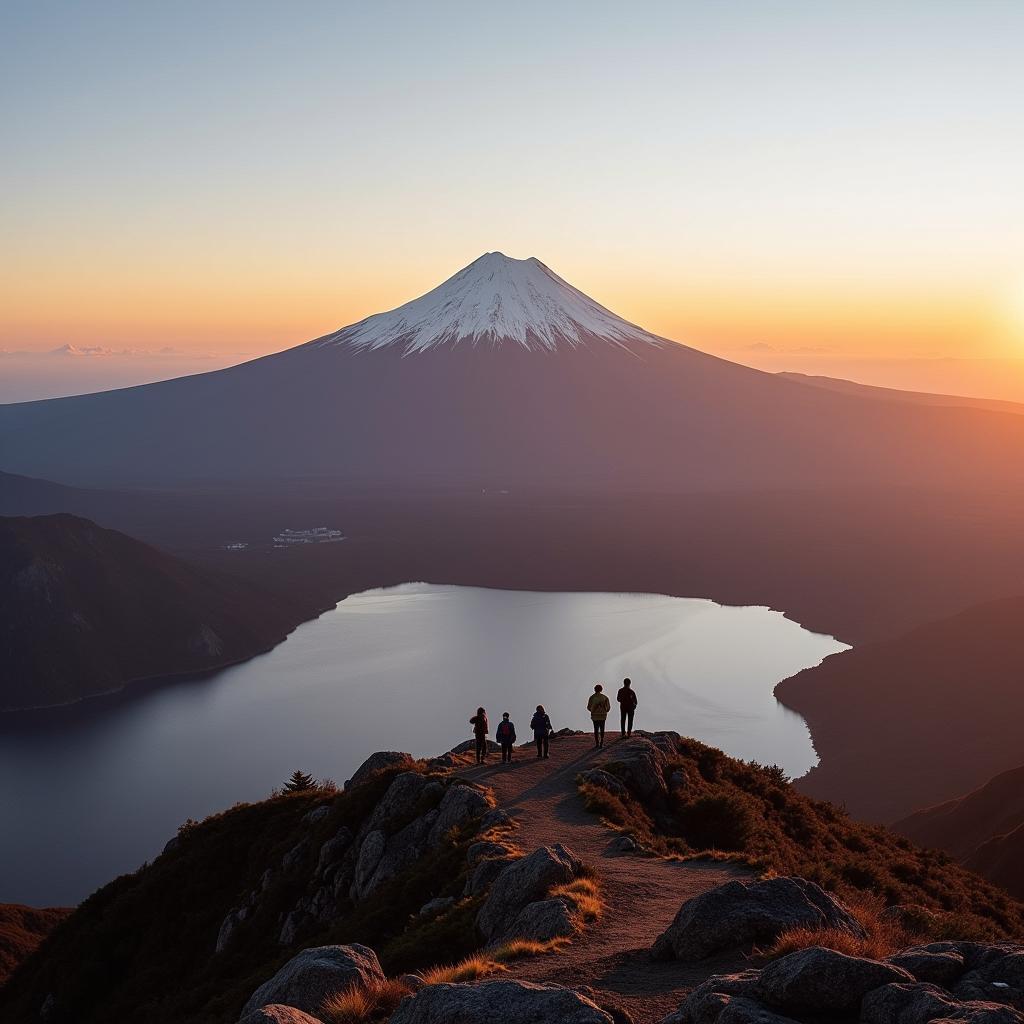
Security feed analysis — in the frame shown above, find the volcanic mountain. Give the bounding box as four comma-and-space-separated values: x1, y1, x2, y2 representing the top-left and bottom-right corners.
4, 252, 1024, 489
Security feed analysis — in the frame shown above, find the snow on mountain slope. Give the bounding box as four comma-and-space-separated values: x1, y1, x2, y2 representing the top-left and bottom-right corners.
314, 252, 666, 353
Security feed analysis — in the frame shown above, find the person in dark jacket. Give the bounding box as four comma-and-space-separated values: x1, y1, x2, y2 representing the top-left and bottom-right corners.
617, 678, 637, 737
470, 707, 489, 764
495, 712, 517, 763
587, 683, 611, 748
530, 704, 552, 759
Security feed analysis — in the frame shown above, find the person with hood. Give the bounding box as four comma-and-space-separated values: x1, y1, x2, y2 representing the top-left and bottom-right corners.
495, 712, 517, 763
469, 707, 489, 764
587, 683, 611, 748
531, 704, 553, 759
617, 677, 638, 737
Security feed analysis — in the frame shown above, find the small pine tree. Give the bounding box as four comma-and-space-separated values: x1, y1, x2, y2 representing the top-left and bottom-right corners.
284, 769, 316, 793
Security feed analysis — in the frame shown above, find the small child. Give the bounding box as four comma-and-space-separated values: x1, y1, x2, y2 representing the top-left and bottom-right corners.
495, 712, 517, 764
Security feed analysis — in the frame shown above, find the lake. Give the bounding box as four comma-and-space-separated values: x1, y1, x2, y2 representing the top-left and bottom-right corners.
0, 584, 846, 905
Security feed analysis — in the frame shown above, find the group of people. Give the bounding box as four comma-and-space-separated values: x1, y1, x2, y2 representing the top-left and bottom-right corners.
467, 678, 639, 765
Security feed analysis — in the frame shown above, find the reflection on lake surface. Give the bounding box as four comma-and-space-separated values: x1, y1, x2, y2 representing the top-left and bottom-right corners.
0, 584, 846, 904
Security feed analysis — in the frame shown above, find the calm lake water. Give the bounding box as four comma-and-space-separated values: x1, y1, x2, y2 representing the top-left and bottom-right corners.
0, 584, 846, 905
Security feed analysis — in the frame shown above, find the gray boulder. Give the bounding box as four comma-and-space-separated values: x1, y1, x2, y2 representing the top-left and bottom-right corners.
316, 826, 353, 876
301, 805, 330, 826
345, 751, 414, 790
956, 952, 1024, 1009
476, 844, 583, 941
606, 738, 668, 799
755, 946, 913, 1012
451, 739, 502, 755
578, 768, 630, 801
467, 840, 514, 868
606, 835, 638, 854
281, 839, 310, 874
365, 772, 430, 833
428, 784, 492, 845
861, 982, 967, 1024
388, 979, 614, 1024
352, 829, 386, 896
418, 896, 456, 919
241, 944, 383, 1017
651, 876, 863, 961
238, 1006, 323, 1024
464, 855, 518, 897
507, 898, 578, 942
358, 813, 437, 899
659, 971, 760, 1024
889, 948, 968, 986
480, 808, 517, 831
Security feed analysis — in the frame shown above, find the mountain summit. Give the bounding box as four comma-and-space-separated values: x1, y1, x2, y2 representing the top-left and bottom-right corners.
5, 253, 1024, 489
315, 252, 664, 354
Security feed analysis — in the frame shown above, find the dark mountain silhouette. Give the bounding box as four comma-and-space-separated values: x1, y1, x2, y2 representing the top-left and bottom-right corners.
4, 254, 1024, 491
893, 765, 1024, 899
775, 595, 1024, 823
0, 514, 308, 710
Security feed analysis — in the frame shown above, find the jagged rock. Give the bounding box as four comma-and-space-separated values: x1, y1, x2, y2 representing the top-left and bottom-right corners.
650, 876, 864, 961
860, 982, 972, 1024
476, 844, 583, 941
553, 728, 586, 737
638, 730, 682, 757
388, 979, 615, 1024
606, 835, 638, 854
607, 738, 669, 799
353, 830, 386, 896
316, 826, 353, 876
755, 946, 913, 1012
242, 944, 384, 1017
507, 898, 578, 942
956, 952, 1024, 1009
418, 896, 456, 919
464, 855, 518, 897
345, 750, 415, 790
281, 839, 310, 873
428, 783, 492, 845
301, 805, 330, 826
889, 947, 968, 985
662, 972, 761, 1024
365, 772, 431, 833
216, 904, 250, 953
480, 808, 516, 831
238, 1006, 322, 1024
162, 835, 181, 855
579, 768, 630, 801
359, 812, 437, 898
427, 753, 460, 770
278, 907, 313, 946
467, 840, 514, 868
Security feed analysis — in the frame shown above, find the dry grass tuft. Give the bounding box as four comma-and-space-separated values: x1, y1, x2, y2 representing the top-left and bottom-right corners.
321, 976, 413, 1024
762, 893, 924, 961
491, 937, 572, 960
550, 876, 605, 923
418, 954, 509, 985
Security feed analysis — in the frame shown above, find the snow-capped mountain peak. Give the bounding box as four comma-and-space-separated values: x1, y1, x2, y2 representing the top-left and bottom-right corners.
316, 252, 665, 354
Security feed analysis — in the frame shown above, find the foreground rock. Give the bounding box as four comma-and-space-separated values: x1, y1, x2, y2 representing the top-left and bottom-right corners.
241, 944, 383, 1017
344, 750, 415, 790
389, 979, 615, 1024
755, 947, 913, 1012
238, 1006, 323, 1024
476, 844, 582, 942
651, 876, 863, 961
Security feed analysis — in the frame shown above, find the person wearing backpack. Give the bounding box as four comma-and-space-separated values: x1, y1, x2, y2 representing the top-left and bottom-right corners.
531, 704, 553, 759
469, 707, 489, 765
587, 683, 611, 748
617, 677, 638, 737
495, 712, 517, 763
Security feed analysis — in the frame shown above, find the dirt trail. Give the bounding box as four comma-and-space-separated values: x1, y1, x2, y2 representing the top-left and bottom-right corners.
459, 733, 751, 1023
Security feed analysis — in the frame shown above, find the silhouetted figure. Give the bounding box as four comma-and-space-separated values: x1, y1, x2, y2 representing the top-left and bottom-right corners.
470, 707, 489, 764
587, 683, 611, 748
496, 712, 517, 763
531, 704, 552, 759
617, 677, 637, 737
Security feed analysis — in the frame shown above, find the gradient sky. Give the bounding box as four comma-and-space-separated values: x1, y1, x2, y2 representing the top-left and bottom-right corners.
3, 1, 1024, 397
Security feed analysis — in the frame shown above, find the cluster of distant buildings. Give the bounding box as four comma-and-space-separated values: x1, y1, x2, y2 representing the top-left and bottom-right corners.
220, 527, 346, 552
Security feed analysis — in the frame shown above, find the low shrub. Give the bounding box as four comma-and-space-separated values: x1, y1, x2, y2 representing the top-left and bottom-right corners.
321, 976, 412, 1024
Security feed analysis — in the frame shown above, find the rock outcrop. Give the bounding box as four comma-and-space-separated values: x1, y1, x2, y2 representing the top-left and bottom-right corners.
651, 877, 864, 961
345, 751, 416, 790
389, 979, 615, 1024
241, 944, 383, 1017
238, 1006, 323, 1024
662, 943, 1024, 1024
476, 844, 583, 943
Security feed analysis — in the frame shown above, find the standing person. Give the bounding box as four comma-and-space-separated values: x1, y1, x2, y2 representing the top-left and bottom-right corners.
531, 704, 552, 759
587, 684, 611, 748
469, 707, 489, 765
495, 712, 517, 764
617, 677, 637, 737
